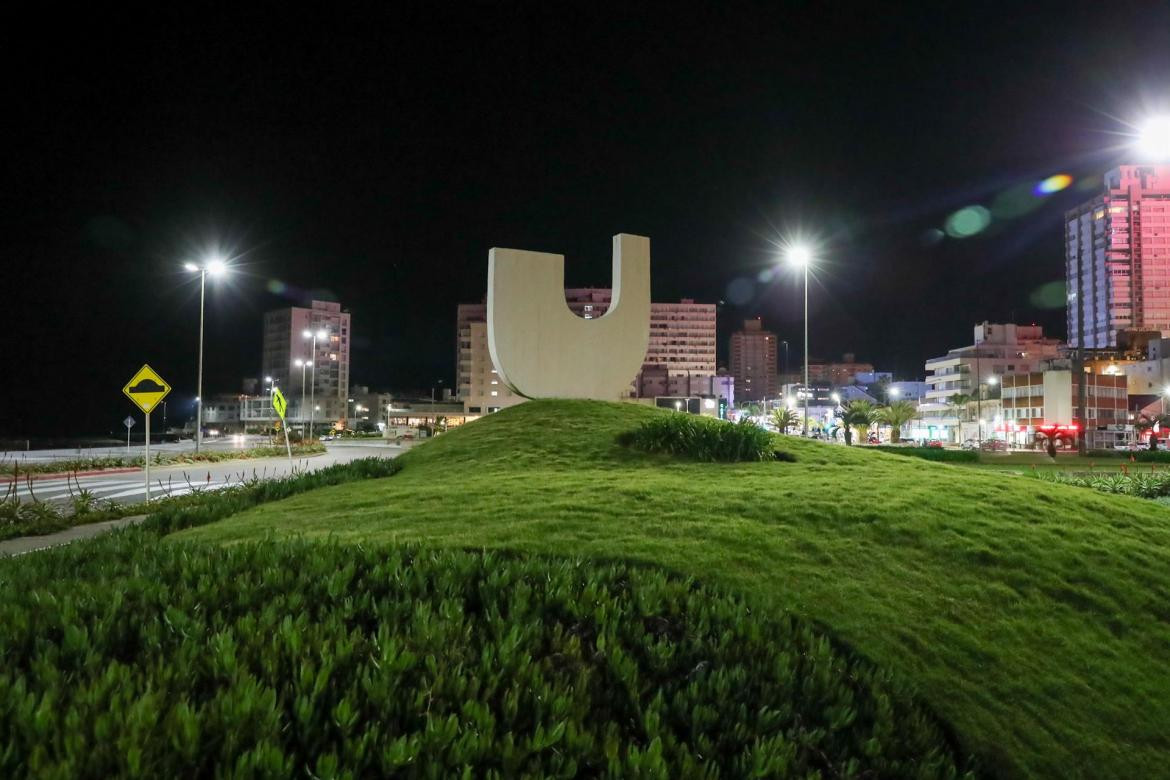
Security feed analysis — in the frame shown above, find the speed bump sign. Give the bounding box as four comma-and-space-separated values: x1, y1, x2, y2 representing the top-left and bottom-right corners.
123, 364, 171, 413
272, 387, 288, 419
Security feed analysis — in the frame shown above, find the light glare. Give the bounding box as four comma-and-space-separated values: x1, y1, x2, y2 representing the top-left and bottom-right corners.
1137, 116, 1170, 160
786, 245, 813, 267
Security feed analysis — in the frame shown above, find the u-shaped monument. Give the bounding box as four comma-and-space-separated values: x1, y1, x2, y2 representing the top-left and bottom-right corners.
487, 233, 651, 400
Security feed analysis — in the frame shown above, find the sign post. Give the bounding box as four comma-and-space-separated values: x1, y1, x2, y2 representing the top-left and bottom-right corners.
123, 415, 136, 451
123, 364, 171, 503
271, 387, 293, 467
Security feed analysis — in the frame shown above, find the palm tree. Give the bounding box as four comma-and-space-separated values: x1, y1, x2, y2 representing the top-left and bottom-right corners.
770, 407, 799, 435
837, 400, 875, 446
874, 400, 918, 443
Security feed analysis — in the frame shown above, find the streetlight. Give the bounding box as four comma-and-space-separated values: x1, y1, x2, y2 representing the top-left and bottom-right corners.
1161, 385, 1170, 416
184, 255, 227, 453
294, 359, 312, 437
303, 328, 328, 438
785, 245, 814, 436
1137, 116, 1170, 161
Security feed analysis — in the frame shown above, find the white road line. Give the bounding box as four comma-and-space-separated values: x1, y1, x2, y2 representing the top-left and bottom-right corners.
11, 481, 144, 499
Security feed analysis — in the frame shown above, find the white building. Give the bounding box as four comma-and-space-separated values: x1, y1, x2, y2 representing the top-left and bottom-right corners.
262, 300, 351, 428
917, 323, 1063, 443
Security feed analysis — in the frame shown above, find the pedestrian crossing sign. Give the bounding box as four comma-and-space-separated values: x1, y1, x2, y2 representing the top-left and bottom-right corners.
123, 364, 171, 413
272, 387, 288, 420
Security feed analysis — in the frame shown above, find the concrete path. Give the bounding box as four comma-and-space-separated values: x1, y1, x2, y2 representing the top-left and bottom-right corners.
0, 515, 148, 558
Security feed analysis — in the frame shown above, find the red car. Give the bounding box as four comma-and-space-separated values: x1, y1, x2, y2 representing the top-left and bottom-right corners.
925, 439, 944, 448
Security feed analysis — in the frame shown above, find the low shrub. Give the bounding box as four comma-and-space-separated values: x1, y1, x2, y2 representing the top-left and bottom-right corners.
872, 446, 978, 463
617, 415, 778, 462
1032, 468, 1170, 499
0, 541, 972, 778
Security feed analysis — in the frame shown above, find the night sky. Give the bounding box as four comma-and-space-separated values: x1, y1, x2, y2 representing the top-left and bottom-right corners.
5, 4, 1169, 437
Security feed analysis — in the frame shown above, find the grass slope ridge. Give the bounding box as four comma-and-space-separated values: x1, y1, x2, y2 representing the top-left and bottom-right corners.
0, 538, 972, 778
178, 400, 1170, 778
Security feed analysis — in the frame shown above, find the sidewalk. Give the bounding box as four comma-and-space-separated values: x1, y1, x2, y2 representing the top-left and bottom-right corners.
0, 515, 148, 558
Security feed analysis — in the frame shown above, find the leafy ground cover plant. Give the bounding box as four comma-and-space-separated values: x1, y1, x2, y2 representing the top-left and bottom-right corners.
617, 414, 780, 462
1031, 468, 1170, 499
0, 539, 973, 778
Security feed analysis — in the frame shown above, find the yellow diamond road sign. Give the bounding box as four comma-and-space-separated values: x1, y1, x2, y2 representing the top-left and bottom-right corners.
272, 387, 288, 420
123, 364, 172, 413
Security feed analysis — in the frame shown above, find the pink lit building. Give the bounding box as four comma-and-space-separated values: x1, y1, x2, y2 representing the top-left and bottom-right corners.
1066, 165, 1170, 348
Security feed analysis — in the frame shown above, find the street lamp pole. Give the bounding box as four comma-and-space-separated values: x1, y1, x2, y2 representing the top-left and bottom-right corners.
303, 328, 327, 439
185, 255, 226, 453
802, 261, 809, 436
196, 268, 205, 453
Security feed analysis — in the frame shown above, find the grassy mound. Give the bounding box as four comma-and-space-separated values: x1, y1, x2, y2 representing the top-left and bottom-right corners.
174, 400, 1170, 777
0, 538, 970, 778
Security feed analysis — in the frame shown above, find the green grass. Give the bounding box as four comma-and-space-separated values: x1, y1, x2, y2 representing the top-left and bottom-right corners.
1, 443, 326, 476
174, 400, 1170, 778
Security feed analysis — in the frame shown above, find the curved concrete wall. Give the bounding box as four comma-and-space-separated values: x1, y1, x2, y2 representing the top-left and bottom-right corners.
487, 234, 651, 400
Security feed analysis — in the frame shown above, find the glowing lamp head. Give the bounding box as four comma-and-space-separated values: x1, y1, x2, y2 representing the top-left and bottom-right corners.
987, 376, 999, 385
302, 329, 313, 339
294, 359, 303, 367
1137, 116, 1170, 161
889, 387, 901, 396
183, 262, 199, 272
786, 245, 813, 268
316, 329, 328, 339
205, 256, 227, 276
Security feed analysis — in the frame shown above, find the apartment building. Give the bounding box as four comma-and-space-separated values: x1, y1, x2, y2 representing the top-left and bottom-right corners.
729, 318, 778, 402
261, 300, 351, 425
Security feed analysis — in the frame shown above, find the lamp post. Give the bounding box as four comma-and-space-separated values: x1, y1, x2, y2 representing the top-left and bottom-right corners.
302, 328, 327, 439
786, 246, 814, 436
295, 359, 312, 438
183, 256, 227, 453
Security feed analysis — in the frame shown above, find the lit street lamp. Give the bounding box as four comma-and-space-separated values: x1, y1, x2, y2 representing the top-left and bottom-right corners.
785, 245, 814, 436
1137, 116, 1170, 161
183, 255, 227, 453
302, 328, 328, 439
294, 359, 312, 438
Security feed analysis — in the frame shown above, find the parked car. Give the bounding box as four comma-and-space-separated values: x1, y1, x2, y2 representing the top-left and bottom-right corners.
960, 438, 978, 451
1114, 442, 1143, 452
980, 439, 1008, 452
925, 439, 944, 449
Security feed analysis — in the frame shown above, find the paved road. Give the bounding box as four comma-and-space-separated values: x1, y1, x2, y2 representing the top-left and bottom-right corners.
1, 434, 383, 464
1, 440, 404, 508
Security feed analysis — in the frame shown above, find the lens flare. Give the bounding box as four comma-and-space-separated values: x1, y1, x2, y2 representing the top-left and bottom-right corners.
944, 206, 991, 238
1035, 174, 1072, 195
726, 277, 754, 306
266, 279, 287, 294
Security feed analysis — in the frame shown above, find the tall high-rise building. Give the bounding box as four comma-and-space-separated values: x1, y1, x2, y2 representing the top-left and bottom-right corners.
262, 300, 351, 422
456, 289, 717, 413
1066, 165, 1170, 348
729, 318, 778, 402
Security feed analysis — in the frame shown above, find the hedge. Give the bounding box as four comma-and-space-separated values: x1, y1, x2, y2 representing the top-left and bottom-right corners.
871, 447, 978, 463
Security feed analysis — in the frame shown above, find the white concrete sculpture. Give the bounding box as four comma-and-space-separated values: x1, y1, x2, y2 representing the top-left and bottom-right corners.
487, 233, 651, 400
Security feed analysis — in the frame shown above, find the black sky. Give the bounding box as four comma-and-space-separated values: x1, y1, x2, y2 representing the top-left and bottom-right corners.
4, 4, 1169, 436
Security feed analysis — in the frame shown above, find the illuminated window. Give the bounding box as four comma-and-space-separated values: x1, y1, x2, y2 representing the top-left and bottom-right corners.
490, 391, 498, 397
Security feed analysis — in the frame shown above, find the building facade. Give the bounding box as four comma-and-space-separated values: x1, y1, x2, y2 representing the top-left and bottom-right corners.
1001, 370, 1128, 449
729, 318, 778, 402
456, 289, 718, 413
1066, 165, 1170, 348
919, 322, 1063, 442
262, 300, 352, 425
807, 353, 875, 386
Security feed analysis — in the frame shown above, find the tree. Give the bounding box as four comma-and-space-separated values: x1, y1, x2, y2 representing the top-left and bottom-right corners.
874, 400, 918, 443
836, 400, 875, 446
770, 407, 799, 435
947, 394, 972, 421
